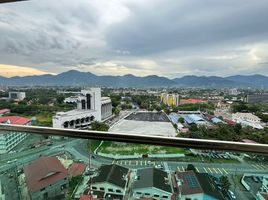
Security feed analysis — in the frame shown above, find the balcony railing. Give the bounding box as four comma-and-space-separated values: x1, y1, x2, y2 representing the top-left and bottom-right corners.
0, 124, 267, 200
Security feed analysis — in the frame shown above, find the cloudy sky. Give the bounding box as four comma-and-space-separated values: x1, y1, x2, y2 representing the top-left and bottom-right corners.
0, 0, 268, 78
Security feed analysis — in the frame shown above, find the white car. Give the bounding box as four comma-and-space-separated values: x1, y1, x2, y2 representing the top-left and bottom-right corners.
227, 190, 236, 200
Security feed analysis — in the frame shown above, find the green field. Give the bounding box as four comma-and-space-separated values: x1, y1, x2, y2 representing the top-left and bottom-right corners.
97, 141, 188, 155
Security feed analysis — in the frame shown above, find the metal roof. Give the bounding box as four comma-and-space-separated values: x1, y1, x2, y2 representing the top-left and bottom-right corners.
184, 114, 205, 124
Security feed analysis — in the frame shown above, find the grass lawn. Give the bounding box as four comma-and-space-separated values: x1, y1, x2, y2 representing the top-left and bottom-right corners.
97, 141, 188, 155
22, 112, 53, 127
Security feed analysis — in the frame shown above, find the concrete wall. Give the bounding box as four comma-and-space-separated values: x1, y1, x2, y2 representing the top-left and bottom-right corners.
132, 187, 172, 200
91, 182, 125, 196
30, 178, 68, 200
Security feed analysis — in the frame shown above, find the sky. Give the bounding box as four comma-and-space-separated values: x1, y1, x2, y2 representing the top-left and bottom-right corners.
0, 0, 268, 78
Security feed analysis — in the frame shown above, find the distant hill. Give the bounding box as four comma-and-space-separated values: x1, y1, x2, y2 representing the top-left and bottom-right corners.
0, 70, 267, 88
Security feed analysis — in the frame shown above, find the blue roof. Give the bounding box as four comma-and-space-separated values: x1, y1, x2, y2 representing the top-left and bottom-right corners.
169, 113, 179, 124
211, 117, 222, 124
184, 114, 205, 124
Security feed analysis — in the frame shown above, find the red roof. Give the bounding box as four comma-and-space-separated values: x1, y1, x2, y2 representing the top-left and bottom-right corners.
69, 162, 86, 177
24, 156, 68, 193
0, 116, 30, 125
0, 109, 10, 114
224, 118, 236, 125
80, 195, 99, 200
176, 171, 203, 195
181, 99, 207, 104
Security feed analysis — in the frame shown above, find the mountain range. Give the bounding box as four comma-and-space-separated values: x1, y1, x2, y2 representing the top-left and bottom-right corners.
0, 70, 267, 88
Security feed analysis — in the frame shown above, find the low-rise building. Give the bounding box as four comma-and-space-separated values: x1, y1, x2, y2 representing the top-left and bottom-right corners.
68, 162, 87, 177
0, 109, 10, 116
90, 164, 129, 198
8, 91, 26, 101
24, 156, 68, 200
0, 116, 31, 154
232, 112, 263, 129
132, 168, 174, 200
180, 99, 207, 105
174, 171, 224, 200
247, 94, 268, 104
184, 114, 207, 126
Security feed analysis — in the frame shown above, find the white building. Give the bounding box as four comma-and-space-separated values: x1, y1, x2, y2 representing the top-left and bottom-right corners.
132, 168, 173, 200
232, 112, 263, 129
8, 92, 26, 101
0, 116, 31, 154
53, 88, 112, 129
91, 164, 129, 198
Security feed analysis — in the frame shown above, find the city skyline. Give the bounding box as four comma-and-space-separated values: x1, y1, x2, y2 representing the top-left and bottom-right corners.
0, 0, 268, 78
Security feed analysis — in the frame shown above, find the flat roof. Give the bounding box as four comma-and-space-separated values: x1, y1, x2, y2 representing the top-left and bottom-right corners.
55, 109, 96, 116
125, 111, 170, 122
110, 119, 176, 137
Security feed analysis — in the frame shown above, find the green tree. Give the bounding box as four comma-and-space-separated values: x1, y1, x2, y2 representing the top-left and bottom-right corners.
178, 117, 185, 124
57, 95, 65, 104
112, 107, 120, 116
220, 175, 231, 191
91, 121, 110, 131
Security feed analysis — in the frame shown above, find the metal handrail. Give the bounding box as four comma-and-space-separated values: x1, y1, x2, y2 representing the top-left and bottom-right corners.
0, 124, 268, 154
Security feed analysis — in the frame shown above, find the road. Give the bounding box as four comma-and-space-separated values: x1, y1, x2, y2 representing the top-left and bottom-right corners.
0, 137, 267, 200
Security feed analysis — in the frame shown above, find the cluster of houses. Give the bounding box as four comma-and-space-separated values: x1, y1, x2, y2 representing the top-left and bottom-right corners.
21, 155, 226, 200
169, 110, 264, 133
79, 165, 224, 200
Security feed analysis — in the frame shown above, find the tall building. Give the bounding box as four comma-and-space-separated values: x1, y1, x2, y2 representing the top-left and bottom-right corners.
0, 116, 31, 154
8, 91, 26, 101
247, 94, 268, 103
160, 93, 180, 107
53, 88, 112, 129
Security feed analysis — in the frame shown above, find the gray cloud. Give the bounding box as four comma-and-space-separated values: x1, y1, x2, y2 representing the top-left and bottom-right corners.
0, 0, 268, 77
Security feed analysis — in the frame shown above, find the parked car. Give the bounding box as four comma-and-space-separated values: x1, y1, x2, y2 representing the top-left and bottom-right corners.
227, 190, 236, 200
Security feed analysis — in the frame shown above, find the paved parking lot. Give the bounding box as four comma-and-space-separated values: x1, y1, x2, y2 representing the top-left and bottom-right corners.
244, 175, 263, 197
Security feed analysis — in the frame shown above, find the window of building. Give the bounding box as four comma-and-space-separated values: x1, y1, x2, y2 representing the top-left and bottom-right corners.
116, 189, 121, 193
162, 196, 168, 198
145, 193, 150, 196
136, 192, 142, 195
92, 186, 97, 190
108, 188, 113, 192
154, 194, 160, 197
100, 187, 104, 191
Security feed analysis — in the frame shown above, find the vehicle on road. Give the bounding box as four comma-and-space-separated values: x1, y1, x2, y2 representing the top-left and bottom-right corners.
227, 190, 236, 200
155, 164, 163, 169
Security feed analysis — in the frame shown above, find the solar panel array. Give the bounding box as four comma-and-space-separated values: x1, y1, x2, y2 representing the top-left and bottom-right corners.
185, 175, 199, 189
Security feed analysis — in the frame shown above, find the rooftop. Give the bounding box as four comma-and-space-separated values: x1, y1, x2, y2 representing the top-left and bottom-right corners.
24, 156, 68, 193
125, 111, 169, 122
133, 168, 172, 193
91, 164, 129, 188
0, 109, 10, 114
68, 162, 86, 177
176, 171, 224, 199
0, 116, 30, 125
184, 114, 206, 124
